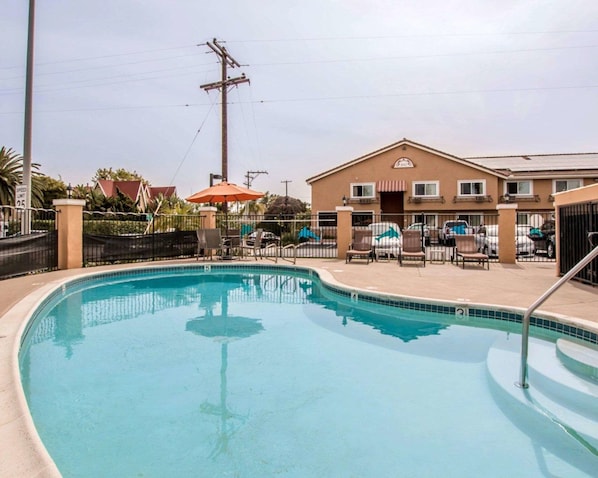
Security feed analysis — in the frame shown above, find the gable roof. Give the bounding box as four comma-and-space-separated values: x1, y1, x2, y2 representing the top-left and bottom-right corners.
148, 186, 177, 199
305, 138, 509, 184
95, 180, 146, 202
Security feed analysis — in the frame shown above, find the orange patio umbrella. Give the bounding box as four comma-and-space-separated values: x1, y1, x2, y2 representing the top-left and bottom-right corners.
186, 181, 264, 229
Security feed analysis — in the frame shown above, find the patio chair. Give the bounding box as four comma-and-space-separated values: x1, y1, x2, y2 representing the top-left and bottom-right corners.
454, 234, 489, 269
197, 228, 224, 261
399, 230, 426, 267
225, 228, 242, 259
240, 228, 278, 263
346, 229, 373, 264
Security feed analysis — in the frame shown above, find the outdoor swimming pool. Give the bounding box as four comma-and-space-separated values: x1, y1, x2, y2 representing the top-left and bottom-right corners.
19, 265, 598, 477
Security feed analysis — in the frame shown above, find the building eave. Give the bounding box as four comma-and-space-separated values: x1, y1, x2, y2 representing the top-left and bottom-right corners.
305, 138, 509, 184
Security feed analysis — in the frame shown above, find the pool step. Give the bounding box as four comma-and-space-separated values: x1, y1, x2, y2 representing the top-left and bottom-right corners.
486, 334, 598, 451
556, 338, 598, 383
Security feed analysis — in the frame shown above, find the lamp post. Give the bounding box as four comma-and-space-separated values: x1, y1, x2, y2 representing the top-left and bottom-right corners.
342, 195, 347, 206
503, 193, 511, 203
210, 173, 223, 187
66, 183, 73, 199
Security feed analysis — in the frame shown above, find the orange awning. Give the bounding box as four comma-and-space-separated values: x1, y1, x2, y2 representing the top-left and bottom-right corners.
377, 180, 406, 192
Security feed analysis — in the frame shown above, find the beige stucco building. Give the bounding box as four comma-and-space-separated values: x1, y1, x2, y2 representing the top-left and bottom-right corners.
306, 138, 598, 229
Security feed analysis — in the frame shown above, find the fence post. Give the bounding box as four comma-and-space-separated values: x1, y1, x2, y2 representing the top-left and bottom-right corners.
497, 203, 517, 264
53, 199, 86, 270
336, 206, 354, 260
198, 207, 217, 228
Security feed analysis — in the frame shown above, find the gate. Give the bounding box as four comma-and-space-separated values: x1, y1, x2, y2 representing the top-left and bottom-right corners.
558, 201, 598, 285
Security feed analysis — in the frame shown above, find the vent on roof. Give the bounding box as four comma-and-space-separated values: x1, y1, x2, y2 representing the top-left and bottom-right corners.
523, 156, 532, 161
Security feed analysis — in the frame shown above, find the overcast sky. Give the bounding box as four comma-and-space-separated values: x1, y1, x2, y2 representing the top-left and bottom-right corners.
2, 1, 597, 203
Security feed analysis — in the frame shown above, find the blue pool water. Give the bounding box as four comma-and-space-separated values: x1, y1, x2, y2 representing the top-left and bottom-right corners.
20, 267, 597, 477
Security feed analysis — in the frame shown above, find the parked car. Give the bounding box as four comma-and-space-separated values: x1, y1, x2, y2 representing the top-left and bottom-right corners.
368, 222, 402, 259
407, 223, 431, 245
439, 220, 474, 245
529, 220, 556, 258
245, 231, 280, 247
476, 225, 535, 258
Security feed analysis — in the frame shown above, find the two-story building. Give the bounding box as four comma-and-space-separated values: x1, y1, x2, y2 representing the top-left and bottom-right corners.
306, 138, 598, 230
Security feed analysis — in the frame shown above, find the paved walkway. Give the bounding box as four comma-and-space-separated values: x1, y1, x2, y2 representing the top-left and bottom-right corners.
1, 259, 597, 477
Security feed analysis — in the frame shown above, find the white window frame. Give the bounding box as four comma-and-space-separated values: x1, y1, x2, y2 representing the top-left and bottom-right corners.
412, 181, 439, 197
458, 179, 486, 196
505, 180, 533, 196
350, 182, 376, 199
553, 179, 582, 193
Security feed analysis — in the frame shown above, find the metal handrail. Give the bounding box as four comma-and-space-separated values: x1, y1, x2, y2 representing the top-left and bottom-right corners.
517, 232, 598, 388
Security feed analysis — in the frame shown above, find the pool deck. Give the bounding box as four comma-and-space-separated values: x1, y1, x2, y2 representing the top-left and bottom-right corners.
1, 258, 597, 477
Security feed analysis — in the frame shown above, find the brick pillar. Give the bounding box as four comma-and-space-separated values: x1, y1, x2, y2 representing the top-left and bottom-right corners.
497, 203, 518, 264
198, 206, 217, 229
336, 206, 354, 260
53, 199, 86, 270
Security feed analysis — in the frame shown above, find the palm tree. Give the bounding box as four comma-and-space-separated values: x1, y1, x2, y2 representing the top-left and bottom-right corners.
0, 147, 22, 205
0, 146, 44, 207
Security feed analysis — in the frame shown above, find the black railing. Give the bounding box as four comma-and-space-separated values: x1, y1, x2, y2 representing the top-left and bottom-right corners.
217, 213, 339, 259
558, 201, 598, 285
83, 212, 203, 265
0, 206, 58, 279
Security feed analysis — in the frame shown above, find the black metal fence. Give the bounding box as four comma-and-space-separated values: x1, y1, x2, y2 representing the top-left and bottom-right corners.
0, 206, 58, 279
558, 201, 598, 285
83, 212, 204, 265
218, 213, 339, 259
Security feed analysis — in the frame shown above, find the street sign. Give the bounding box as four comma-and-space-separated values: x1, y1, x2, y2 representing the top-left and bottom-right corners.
15, 185, 28, 209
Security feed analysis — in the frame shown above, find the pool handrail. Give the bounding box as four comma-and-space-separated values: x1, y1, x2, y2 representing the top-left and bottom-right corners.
518, 231, 598, 389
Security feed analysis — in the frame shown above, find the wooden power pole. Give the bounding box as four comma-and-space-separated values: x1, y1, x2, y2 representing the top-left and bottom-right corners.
200, 39, 249, 184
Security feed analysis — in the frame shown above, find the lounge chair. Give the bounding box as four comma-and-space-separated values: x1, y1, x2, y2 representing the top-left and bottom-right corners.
399, 230, 426, 267
346, 229, 373, 264
454, 234, 489, 269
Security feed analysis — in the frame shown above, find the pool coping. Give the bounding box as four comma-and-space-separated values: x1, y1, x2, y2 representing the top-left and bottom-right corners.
1, 262, 597, 478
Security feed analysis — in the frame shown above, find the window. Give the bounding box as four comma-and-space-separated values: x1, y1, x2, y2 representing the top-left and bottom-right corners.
352, 211, 373, 226
393, 157, 414, 168
554, 179, 582, 193
410, 214, 438, 228
457, 214, 484, 228
458, 180, 485, 196
413, 181, 439, 197
317, 212, 337, 227
351, 183, 375, 198
506, 180, 532, 196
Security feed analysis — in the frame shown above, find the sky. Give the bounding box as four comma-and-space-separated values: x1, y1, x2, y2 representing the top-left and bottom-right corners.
2, 1, 597, 203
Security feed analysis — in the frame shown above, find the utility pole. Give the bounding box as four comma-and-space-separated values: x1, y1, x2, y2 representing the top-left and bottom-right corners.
200, 39, 249, 184
244, 170, 268, 189
21, 0, 36, 233
281, 180, 292, 198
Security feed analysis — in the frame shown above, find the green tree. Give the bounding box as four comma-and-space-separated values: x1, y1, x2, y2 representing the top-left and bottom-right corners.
0, 147, 21, 205
0, 146, 44, 207
92, 167, 150, 185
149, 193, 193, 214
37, 175, 67, 208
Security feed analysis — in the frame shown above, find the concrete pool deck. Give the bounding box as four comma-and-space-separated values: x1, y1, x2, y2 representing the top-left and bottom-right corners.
1, 259, 597, 477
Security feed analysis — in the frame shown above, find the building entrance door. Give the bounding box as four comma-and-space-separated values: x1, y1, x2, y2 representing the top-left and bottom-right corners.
380, 192, 404, 227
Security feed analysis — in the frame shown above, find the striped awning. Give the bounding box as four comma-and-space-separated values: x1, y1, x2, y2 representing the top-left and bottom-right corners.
377, 180, 406, 192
